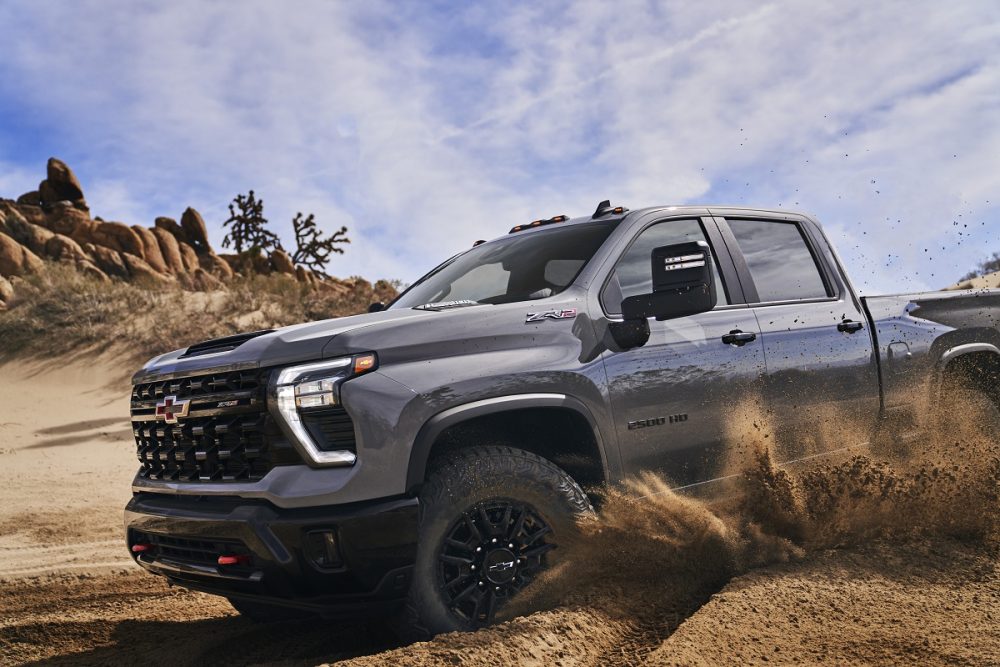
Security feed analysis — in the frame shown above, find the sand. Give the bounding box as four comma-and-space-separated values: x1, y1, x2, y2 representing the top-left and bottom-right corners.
0, 355, 997, 666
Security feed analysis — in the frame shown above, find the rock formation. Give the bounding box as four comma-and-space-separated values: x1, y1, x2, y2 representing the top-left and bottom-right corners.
0, 158, 355, 302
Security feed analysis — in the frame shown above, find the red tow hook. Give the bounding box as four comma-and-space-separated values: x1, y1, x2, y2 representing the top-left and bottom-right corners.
217, 554, 251, 566
131, 543, 152, 554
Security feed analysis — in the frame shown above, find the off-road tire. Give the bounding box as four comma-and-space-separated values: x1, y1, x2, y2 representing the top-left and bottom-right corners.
393, 445, 593, 642
227, 597, 313, 623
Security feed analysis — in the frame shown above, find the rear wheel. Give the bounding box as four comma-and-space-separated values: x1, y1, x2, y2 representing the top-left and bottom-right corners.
395, 445, 592, 640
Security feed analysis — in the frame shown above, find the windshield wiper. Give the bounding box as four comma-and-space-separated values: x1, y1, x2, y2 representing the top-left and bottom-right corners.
413, 299, 483, 312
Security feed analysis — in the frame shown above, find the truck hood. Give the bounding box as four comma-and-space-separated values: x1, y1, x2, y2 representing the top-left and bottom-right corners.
133, 308, 430, 382
132, 294, 590, 383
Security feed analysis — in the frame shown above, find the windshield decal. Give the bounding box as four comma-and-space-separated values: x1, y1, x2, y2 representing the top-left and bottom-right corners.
525, 308, 577, 323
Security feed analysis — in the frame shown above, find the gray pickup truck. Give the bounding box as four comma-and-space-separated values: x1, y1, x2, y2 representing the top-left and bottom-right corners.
125, 201, 1000, 636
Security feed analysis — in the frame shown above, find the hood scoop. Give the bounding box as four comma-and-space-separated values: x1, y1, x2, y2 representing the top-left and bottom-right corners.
180, 329, 275, 358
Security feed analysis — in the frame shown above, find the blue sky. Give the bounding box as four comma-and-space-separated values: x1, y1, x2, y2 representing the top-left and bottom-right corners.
0, 0, 997, 291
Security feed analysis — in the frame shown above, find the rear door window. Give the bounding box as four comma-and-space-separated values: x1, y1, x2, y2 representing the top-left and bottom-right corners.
726, 219, 830, 302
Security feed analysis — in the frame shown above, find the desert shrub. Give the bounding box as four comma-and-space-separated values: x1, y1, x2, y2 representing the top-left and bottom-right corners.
0, 264, 399, 362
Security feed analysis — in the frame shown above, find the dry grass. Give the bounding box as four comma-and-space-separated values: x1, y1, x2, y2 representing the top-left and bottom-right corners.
0, 264, 399, 362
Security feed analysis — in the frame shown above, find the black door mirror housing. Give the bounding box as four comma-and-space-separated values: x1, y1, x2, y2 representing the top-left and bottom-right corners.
368, 302, 386, 313
621, 240, 718, 322
608, 318, 650, 350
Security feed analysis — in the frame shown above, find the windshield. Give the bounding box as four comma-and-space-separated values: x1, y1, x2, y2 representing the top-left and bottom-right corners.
391, 221, 618, 309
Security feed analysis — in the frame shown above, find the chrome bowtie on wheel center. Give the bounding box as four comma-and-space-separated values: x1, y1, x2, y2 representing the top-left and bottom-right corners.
437, 501, 555, 627
484, 548, 517, 584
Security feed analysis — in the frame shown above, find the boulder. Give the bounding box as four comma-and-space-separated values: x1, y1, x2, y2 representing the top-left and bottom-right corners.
11, 220, 54, 256
295, 266, 319, 285
154, 217, 188, 244
198, 251, 234, 280
45, 234, 89, 263
67, 219, 99, 248
178, 241, 199, 273
93, 221, 144, 258
0, 233, 45, 277
152, 227, 185, 274
83, 243, 129, 279
16, 191, 40, 206
315, 278, 352, 297
0, 203, 55, 255
132, 226, 168, 273
219, 253, 241, 273
38, 180, 65, 206
39, 157, 87, 209
270, 249, 296, 275
75, 259, 109, 282
15, 203, 47, 227
44, 205, 90, 235
180, 268, 224, 291
121, 252, 173, 287
219, 251, 270, 275
180, 207, 210, 253
0, 275, 13, 305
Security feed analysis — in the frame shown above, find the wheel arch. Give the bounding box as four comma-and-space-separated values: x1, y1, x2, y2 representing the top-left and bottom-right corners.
405, 394, 610, 494
933, 336, 1000, 402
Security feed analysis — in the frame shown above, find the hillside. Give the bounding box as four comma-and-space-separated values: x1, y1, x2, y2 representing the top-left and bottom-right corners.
0, 158, 397, 361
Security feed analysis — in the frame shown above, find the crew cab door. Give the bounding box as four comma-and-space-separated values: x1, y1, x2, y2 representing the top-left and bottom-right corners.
714, 214, 881, 460
600, 216, 766, 487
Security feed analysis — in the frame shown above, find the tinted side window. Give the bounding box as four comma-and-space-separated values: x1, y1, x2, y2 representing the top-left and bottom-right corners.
604, 218, 729, 313
727, 219, 829, 302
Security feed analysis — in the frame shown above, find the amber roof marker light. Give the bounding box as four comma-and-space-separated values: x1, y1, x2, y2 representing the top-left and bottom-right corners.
508, 213, 571, 234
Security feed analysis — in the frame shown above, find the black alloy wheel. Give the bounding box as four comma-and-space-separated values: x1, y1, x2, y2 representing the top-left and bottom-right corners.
394, 445, 592, 641
437, 500, 554, 626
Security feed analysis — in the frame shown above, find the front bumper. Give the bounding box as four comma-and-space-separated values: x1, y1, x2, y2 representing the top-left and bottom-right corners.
124, 492, 418, 618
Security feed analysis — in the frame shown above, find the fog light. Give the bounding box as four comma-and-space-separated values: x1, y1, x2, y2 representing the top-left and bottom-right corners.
305, 529, 343, 569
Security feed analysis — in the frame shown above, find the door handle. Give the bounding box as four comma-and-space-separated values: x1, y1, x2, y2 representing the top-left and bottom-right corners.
837, 319, 864, 334
722, 329, 757, 346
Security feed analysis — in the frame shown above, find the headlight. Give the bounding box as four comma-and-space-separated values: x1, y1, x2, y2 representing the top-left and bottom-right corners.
272, 353, 377, 466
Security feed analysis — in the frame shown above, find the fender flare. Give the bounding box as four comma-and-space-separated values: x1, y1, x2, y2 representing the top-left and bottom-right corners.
404, 393, 610, 493
936, 342, 1000, 369
933, 341, 1000, 401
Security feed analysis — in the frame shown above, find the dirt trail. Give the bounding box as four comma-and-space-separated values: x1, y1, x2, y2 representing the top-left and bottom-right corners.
1, 356, 998, 666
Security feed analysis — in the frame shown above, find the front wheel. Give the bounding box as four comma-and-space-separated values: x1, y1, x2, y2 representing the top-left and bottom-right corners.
396, 445, 593, 640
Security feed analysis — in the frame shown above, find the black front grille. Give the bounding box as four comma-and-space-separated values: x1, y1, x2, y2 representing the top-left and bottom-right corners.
130, 368, 299, 482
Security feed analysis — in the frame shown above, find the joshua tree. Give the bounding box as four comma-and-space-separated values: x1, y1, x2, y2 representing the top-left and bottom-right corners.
291, 212, 350, 276
222, 190, 283, 254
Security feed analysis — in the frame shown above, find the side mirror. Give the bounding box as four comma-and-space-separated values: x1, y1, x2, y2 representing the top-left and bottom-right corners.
609, 318, 650, 350
368, 302, 386, 313
621, 240, 717, 322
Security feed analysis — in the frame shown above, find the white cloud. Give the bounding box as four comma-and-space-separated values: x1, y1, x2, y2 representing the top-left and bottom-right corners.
0, 0, 996, 290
